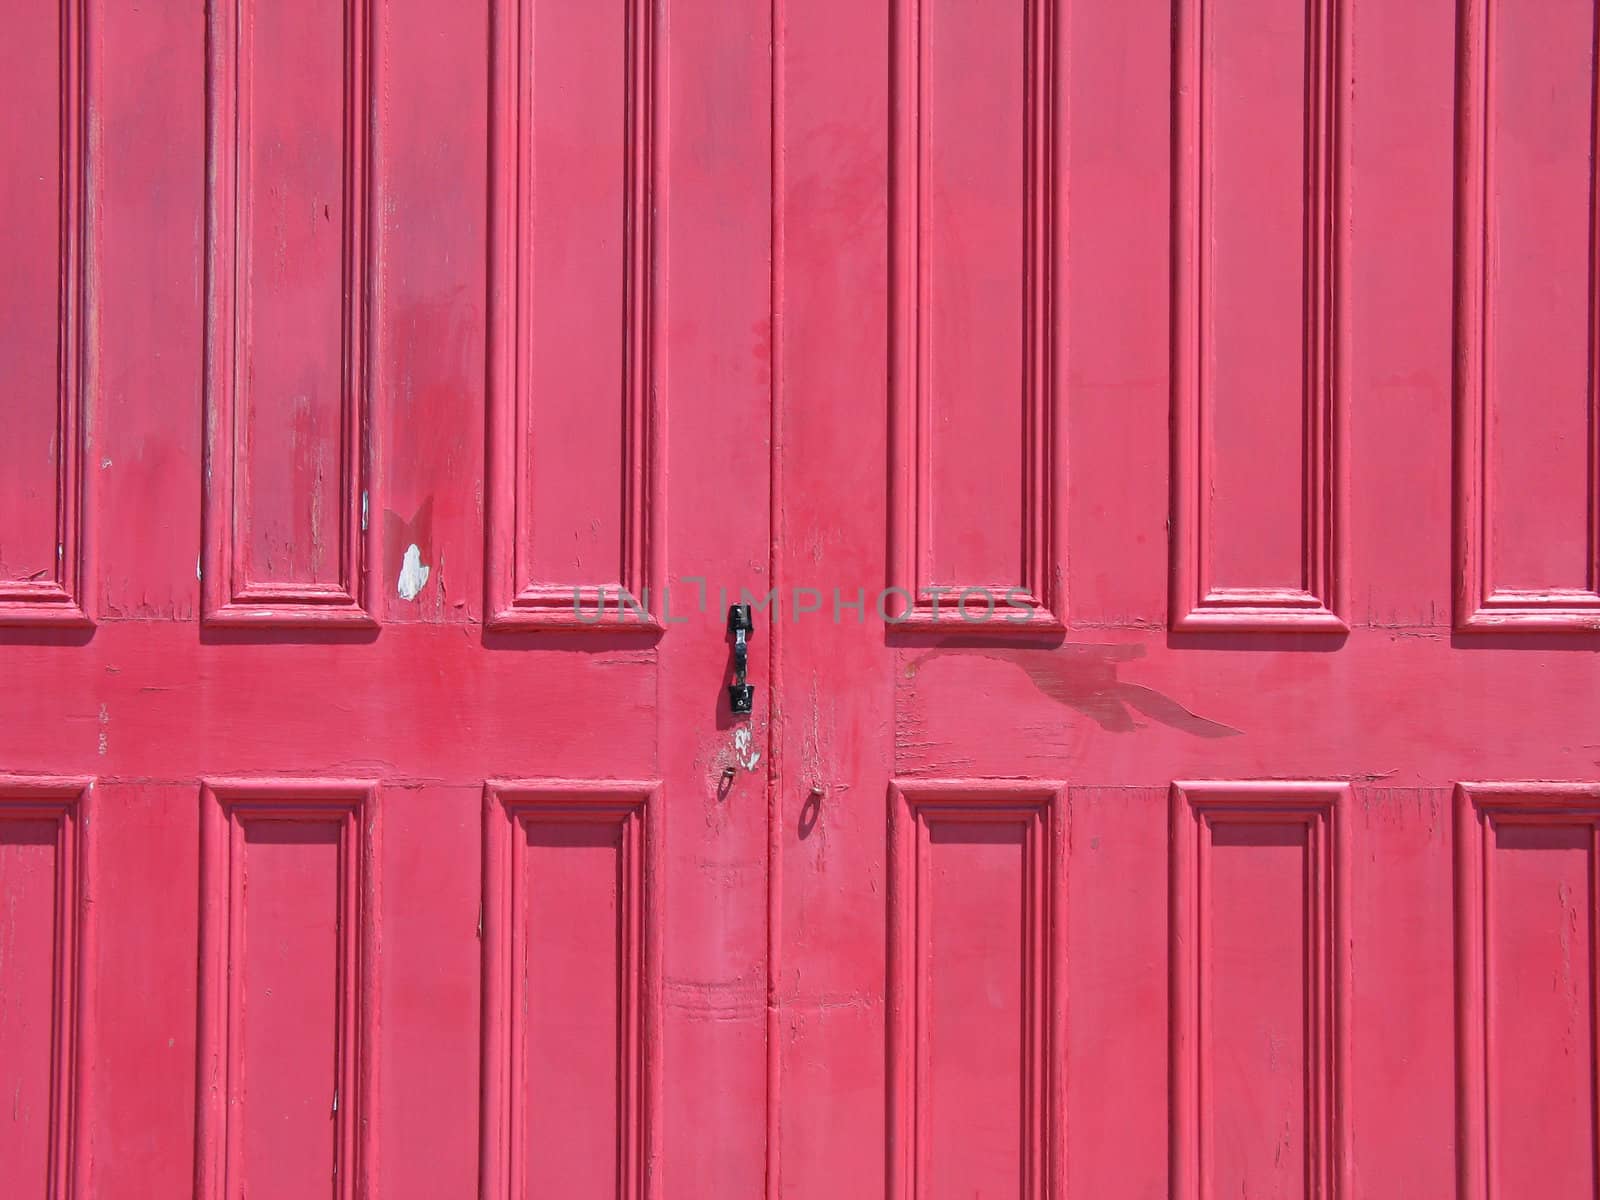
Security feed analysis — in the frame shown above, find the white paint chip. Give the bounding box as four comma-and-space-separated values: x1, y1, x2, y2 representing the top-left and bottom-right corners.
733, 726, 761, 772
398, 543, 431, 601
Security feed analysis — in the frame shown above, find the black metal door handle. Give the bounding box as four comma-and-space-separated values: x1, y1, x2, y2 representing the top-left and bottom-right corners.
727, 604, 754, 714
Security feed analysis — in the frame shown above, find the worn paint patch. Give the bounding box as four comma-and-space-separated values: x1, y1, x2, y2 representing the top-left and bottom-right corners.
693, 721, 769, 831
733, 726, 762, 772
397, 544, 431, 601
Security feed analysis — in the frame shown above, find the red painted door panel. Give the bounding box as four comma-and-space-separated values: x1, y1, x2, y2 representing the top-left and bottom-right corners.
776, 2, 1600, 1200
3, 0, 770, 1197
4, 2, 1600, 1199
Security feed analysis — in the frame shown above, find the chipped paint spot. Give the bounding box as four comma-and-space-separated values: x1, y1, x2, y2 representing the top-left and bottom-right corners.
97, 704, 108, 756
100, 458, 112, 470
733, 726, 761, 772
397, 543, 431, 601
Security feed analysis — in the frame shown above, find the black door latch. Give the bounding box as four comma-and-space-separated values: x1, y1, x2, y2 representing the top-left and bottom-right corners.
727, 604, 754, 714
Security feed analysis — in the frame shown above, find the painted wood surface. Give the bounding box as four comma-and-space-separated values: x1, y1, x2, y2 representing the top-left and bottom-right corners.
1, 1, 1599, 1198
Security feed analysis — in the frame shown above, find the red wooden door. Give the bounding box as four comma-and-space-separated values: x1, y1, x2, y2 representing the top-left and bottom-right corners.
771, 1, 1600, 1199
1, 1, 772, 1198
6, 2, 1600, 1199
